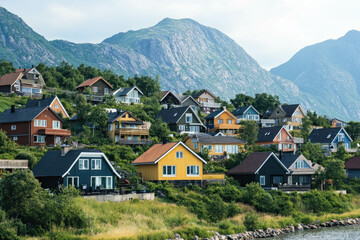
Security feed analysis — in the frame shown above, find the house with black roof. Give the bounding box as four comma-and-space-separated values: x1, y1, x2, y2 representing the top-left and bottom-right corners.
26, 95, 69, 118
345, 156, 360, 178
33, 147, 122, 192
160, 91, 200, 111
157, 106, 205, 134
0, 105, 71, 146
232, 105, 260, 122
227, 152, 290, 188
280, 153, 322, 186
308, 127, 353, 155
113, 86, 143, 104
264, 104, 305, 131
256, 126, 296, 152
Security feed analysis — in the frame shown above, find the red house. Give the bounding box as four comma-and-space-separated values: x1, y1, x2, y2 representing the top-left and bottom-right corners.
256, 126, 296, 152
0, 105, 71, 146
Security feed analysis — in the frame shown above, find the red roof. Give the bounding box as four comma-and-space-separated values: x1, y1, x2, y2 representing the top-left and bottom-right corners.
345, 156, 360, 169
227, 152, 273, 175
76, 76, 113, 89
15, 68, 31, 73
131, 142, 178, 165
0, 72, 23, 86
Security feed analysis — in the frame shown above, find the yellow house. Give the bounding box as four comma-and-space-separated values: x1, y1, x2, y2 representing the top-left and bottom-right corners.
107, 110, 150, 145
132, 141, 225, 185
184, 133, 246, 157
204, 108, 241, 136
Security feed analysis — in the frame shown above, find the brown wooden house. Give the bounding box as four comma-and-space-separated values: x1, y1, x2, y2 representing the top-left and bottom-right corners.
0, 105, 71, 146
26, 95, 70, 118
76, 77, 113, 102
0, 67, 45, 97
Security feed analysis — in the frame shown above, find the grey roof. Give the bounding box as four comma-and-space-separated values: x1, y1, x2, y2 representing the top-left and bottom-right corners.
0, 106, 50, 123
280, 153, 301, 168
281, 104, 300, 117
33, 149, 101, 177
107, 111, 126, 123
26, 96, 55, 108
114, 86, 143, 96
257, 126, 283, 142
177, 95, 200, 106
232, 106, 250, 116
204, 109, 223, 119
196, 134, 246, 144
308, 127, 343, 144
156, 106, 190, 123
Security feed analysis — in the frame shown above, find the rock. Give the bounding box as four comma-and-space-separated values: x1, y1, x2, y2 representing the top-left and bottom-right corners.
193, 235, 199, 240
296, 224, 304, 230
174, 233, 181, 239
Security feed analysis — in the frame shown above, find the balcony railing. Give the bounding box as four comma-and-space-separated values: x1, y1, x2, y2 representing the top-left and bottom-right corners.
0, 160, 28, 169
85, 95, 104, 102
116, 128, 149, 135
117, 139, 153, 145
278, 184, 311, 192
38, 128, 71, 136
199, 101, 221, 108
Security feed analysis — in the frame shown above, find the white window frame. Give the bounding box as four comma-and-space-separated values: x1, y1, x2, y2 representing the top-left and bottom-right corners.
279, 143, 283, 150
55, 136, 61, 144
260, 175, 265, 185
218, 119, 223, 124
93, 86, 98, 93
185, 113, 192, 123
55, 104, 59, 109
163, 165, 176, 177
79, 159, 89, 170
202, 145, 213, 151
52, 120, 60, 129
34, 120, 47, 127
288, 144, 292, 149
187, 165, 200, 176
91, 159, 102, 170
108, 124, 113, 131
194, 142, 198, 149
176, 151, 183, 158
13, 137, 18, 141
179, 125, 185, 131
11, 125, 16, 130
34, 135, 45, 143
278, 132, 282, 140
104, 88, 109, 94
225, 145, 238, 154
67, 176, 79, 187
91, 176, 112, 189
227, 119, 232, 124
215, 145, 224, 153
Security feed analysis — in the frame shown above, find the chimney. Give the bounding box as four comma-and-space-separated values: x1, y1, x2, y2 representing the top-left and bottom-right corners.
31, 65, 34, 68
278, 150, 283, 159
11, 105, 15, 113
223, 106, 226, 110
61, 145, 70, 156
23, 68, 26, 72
42, 94, 46, 99
37, 101, 41, 107
162, 137, 167, 145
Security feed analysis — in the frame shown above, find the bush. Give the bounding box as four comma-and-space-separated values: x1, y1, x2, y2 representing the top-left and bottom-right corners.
244, 212, 260, 231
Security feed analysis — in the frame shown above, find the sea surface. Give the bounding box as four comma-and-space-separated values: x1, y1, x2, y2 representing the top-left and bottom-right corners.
274, 225, 360, 240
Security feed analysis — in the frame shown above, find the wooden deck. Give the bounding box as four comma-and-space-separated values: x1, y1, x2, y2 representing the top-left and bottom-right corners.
0, 159, 28, 169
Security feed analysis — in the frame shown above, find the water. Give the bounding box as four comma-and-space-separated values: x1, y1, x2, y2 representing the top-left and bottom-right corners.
274, 225, 360, 240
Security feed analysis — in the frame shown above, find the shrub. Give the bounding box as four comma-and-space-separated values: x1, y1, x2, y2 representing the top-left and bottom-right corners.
244, 212, 260, 231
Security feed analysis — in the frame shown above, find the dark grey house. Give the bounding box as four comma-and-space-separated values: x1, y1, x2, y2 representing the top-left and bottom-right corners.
227, 152, 290, 188
345, 156, 360, 179
156, 106, 205, 134
32, 147, 121, 192
160, 91, 200, 111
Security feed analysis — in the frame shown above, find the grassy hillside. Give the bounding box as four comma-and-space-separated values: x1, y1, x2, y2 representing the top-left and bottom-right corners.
0, 94, 27, 113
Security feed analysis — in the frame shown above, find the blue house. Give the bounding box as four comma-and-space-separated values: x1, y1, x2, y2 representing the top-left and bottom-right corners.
308, 127, 352, 154
33, 147, 121, 192
232, 105, 260, 122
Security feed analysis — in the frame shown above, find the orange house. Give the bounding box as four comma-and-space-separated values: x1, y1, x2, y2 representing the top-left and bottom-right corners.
256, 126, 296, 152
26, 95, 70, 118
204, 108, 241, 136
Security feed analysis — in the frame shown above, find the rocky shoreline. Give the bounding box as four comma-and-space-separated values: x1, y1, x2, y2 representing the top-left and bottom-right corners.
170, 218, 360, 240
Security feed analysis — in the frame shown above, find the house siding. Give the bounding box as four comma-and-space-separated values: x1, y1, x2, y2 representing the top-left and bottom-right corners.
255, 155, 288, 188
78, 80, 111, 96
256, 128, 295, 152
0, 121, 31, 145
176, 109, 203, 133
184, 137, 245, 156
50, 98, 68, 118
347, 169, 360, 179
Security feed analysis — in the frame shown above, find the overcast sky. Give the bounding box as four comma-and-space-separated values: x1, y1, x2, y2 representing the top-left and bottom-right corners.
1, 0, 359, 69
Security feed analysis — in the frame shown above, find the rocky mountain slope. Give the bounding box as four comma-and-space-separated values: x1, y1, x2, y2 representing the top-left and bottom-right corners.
271, 30, 360, 121
0, 7, 332, 117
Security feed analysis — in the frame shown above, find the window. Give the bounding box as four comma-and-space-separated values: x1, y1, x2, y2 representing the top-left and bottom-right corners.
276, 111, 280, 115
93, 86, 98, 93
225, 145, 238, 154
272, 176, 283, 184
194, 142, 198, 149
32, 88, 42, 93
202, 145, 213, 151
187, 165, 200, 176
104, 88, 109, 94
11, 125, 16, 130
179, 125, 185, 131
34, 120, 47, 127
287, 136, 290, 140
79, 159, 89, 170
338, 133, 345, 142
34, 135, 45, 143
13, 137, 18, 141
295, 160, 310, 169
227, 119, 232, 124
185, 113, 192, 123
115, 136, 119, 142
190, 126, 199, 133
52, 121, 60, 129
218, 119, 223, 124
163, 166, 176, 176
278, 133, 282, 140
288, 144, 292, 149
91, 159, 101, 170
176, 151, 183, 158
91, 176, 112, 189
215, 145, 224, 153
108, 124, 113, 131
278, 143, 283, 150
55, 104, 59, 109
284, 144, 288, 149
254, 115, 259, 120
67, 177, 79, 187
33, 74, 38, 79
260, 176, 265, 185
55, 136, 61, 144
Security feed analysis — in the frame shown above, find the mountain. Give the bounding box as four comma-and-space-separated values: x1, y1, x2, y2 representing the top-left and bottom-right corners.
271, 30, 360, 121
0, 7, 323, 114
